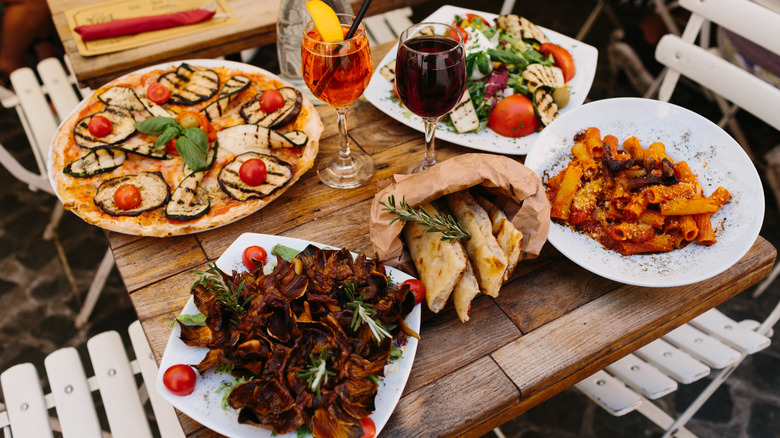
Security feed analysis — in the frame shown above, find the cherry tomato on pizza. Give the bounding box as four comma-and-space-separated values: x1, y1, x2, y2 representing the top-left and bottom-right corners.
402, 279, 425, 306
88, 115, 113, 138
259, 89, 286, 113
359, 417, 376, 438
147, 82, 170, 104
242, 245, 268, 271
113, 184, 142, 210
488, 94, 540, 138
162, 364, 197, 396
239, 158, 267, 186
540, 42, 576, 82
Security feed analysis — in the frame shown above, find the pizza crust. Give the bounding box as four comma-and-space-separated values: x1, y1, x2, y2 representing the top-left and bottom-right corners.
49, 63, 323, 237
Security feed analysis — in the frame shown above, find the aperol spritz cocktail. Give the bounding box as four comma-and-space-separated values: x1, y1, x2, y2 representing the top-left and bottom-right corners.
302, 14, 374, 188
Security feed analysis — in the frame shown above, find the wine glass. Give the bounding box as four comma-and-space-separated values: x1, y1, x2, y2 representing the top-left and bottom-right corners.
395, 22, 466, 173
301, 14, 374, 189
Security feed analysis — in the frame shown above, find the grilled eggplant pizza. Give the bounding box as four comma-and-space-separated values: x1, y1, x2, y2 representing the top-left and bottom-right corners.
49, 61, 323, 237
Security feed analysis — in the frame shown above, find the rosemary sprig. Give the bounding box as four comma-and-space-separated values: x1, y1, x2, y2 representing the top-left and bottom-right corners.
379, 195, 470, 242
190, 264, 251, 321
343, 281, 391, 344
297, 348, 335, 399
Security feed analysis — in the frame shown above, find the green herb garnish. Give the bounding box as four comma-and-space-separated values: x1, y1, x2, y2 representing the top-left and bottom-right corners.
271, 244, 302, 263
135, 116, 210, 172
343, 281, 391, 344
167, 312, 207, 327
216, 375, 249, 410
379, 195, 470, 242
297, 348, 335, 399
190, 264, 250, 322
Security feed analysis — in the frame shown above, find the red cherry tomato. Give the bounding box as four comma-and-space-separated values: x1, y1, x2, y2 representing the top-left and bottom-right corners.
359, 417, 376, 438
487, 94, 541, 138
162, 364, 197, 396
113, 184, 142, 210
242, 245, 268, 271
147, 82, 170, 104
540, 42, 576, 82
402, 279, 425, 306
259, 89, 286, 113
88, 115, 113, 138
165, 138, 179, 156
239, 158, 267, 186
445, 26, 468, 44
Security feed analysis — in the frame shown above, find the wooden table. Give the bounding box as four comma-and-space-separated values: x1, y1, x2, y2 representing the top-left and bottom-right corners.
47, 0, 423, 89
106, 43, 777, 437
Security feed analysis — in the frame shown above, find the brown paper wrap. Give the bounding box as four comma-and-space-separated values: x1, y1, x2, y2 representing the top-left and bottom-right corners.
369, 153, 551, 272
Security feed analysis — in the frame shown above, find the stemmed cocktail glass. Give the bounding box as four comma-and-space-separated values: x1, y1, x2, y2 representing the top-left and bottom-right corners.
301, 14, 374, 188
395, 23, 466, 173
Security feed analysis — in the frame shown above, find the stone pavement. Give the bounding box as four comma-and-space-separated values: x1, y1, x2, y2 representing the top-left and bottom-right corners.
0, 1, 778, 437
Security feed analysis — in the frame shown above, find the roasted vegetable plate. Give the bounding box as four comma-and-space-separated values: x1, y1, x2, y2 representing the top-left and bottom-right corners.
156, 233, 422, 438
364, 5, 598, 155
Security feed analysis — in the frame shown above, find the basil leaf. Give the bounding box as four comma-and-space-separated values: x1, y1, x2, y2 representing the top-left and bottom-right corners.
167, 313, 206, 327
476, 52, 491, 75
134, 116, 178, 134
271, 244, 301, 262
465, 52, 479, 78
154, 125, 182, 150
177, 128, 209, 172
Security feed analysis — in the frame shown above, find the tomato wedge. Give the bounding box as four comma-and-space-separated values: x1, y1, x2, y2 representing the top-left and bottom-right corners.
540, 43, 576, 82
487, 94, 540, 138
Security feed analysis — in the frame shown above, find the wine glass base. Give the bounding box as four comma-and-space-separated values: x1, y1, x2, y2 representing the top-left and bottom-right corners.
402, 160, 433, 174
317, 150, 375, 189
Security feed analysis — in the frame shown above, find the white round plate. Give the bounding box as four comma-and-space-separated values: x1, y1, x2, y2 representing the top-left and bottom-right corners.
363, 5, 599, 156
524, 98, 764, 287
156, 233, 421, 438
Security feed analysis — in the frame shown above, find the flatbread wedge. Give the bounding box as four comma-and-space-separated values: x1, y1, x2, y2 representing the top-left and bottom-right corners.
452, 258, 481, 322
474, 193, 524, 281
445, 191, 508, 297
403, 202, 468, 312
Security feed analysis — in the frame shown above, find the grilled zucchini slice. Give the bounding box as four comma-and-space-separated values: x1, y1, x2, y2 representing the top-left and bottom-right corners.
114, 136, 168, 159
139, 97, 175, 117
380, 60, 396, 82
239, 87, 302, 128
218, 152, 292, 201
532, 86, 559, 127
165, 171, 210, 220
73, 106, 136, 149
449, 89, 479, 133
63, 148, 126, 177
158, 63, 219, 105
522, 64, 564, 93
201, 75, 251, 121
216, 124, 307, 155
496, 15, 548, 44
93, 171, 170, 216
98, 87, 146, 111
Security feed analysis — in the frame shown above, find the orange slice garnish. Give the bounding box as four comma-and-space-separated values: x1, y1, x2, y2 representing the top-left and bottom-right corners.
306, 0, 343, 42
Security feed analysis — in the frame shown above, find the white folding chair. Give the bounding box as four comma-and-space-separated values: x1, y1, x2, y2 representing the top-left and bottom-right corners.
0, 321, 184, 438
0, 57, 113, 328
363, 6, 414, 46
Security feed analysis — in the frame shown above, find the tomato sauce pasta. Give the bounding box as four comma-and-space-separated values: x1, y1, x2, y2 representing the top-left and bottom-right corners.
543, 127, 731, 255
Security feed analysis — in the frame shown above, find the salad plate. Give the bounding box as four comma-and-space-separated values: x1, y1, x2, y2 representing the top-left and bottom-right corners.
156, 233, 421, 438
364, 5, 598, 156
524, 98, 764, 287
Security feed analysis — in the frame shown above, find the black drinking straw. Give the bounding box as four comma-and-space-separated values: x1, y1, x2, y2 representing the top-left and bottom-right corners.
313, 0, 373, 96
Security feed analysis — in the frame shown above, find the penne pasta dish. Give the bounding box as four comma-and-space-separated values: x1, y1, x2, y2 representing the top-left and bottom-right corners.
543, 127, 731, 255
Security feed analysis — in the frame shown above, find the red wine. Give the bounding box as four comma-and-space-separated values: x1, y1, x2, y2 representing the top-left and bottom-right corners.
396, 36, 466, 118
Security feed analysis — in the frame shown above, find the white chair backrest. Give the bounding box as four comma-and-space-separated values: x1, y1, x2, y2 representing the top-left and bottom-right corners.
0, 321, 184, 438
655, 0, 780, 131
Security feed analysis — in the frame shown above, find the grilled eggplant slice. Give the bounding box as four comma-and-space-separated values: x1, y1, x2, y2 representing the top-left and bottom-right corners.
139, 97, 175, 117
73, 107, 136, 149
496, 15, 548, 44
158, 63, 219, 105
166, 171, 210, 220
94, 171, 170, 216
218, 152, 292, 201
63, 148, 126, 177
533, 86, 559, 127
98, 87, 146, 111
239, 87, 302, 128
201, 75, 251, 121
216, 124, 307, 155
449, 89, 479, 133
522, 63, 564, 93
114, 136, 168, 159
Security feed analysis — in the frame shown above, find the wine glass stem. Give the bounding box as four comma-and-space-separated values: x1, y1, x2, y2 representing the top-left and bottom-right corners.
422, 117, 438, 170
335, 107, 354, 170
